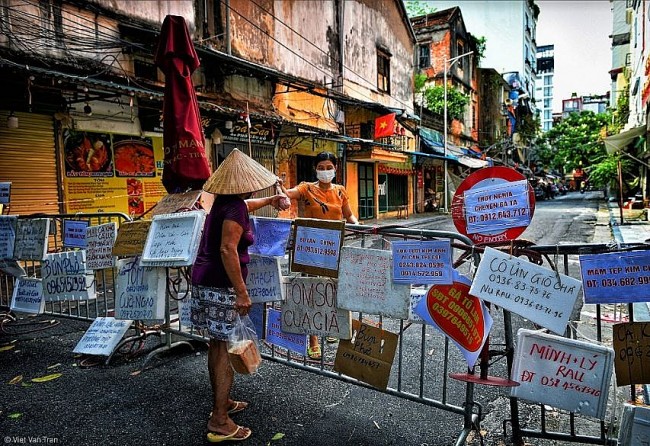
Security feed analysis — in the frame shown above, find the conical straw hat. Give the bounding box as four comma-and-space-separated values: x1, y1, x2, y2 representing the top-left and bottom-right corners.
203, 148, 277, 195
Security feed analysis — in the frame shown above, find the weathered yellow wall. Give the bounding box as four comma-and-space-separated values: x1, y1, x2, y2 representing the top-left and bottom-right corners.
345, 161, 359, 219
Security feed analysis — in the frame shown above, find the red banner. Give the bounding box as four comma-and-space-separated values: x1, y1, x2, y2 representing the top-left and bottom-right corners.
374, 113, 396, 139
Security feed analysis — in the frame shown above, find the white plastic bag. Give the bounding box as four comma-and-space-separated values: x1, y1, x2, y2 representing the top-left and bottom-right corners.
227, 314, 262, 374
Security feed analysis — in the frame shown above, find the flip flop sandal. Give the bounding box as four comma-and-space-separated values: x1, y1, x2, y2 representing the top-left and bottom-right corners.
307, 345, 321, 360
208, 401, 249, 420
325, 336, 339, 343
207, 425, 252, 443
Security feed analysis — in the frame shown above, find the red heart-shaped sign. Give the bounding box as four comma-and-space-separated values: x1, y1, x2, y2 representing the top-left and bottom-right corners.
426, 281, 485, 352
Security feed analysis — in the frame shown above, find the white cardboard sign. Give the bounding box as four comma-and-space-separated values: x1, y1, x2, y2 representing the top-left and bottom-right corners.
0, 216, 17, 259
73, 317, 132, 356
42, 251, 96, 301
114, 257, 165, 320
85, 222, 117, 270
140, 211, 205, 267
13, 218, 50, 260
10, 277, 45, 314
246, 254, 284, 303
470, 247, 581, 335
338, 247, 411, 319
511, 329, 614, 419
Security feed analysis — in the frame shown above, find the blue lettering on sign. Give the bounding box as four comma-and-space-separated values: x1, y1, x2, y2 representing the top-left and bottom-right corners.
391, 239, 453, 285
63, 220, 89, 248
266, 308, 307, 356
580, 251, 650, 304
249, 217, 292, 257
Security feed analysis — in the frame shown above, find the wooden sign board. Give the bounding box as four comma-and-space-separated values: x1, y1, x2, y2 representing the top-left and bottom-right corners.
246, 254, 284, 303
63, 220, 88, 248
0, 215, 17, 259
114, 257, 166, 321
85, 222, 117, 270
511, 329, 614, 419
112, 220, 152, 257
10, 277, 44, 315
266, 308, 307, 356
151, 190, 202, 216
140, 210, 205, 267
73, 317, 132, 356
334, 319, 398, 390
612, 322, 650, 386
290, 218, 345, 278
42, 251, 96, 301
280, 277, 351, 339
470, 247, 581, 335
337, 247, 411, 319
13, 218, 50, 260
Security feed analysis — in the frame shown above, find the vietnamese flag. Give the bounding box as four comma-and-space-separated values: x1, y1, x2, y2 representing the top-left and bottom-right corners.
374, 113, 396, 139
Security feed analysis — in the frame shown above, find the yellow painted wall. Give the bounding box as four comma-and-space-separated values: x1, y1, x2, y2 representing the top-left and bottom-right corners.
345, 161, 359, 219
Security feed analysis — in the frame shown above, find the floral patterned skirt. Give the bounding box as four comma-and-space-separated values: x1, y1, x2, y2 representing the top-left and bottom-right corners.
190, 285, 237, 341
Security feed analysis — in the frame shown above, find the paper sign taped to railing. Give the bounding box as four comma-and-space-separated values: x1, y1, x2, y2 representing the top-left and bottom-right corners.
464, 179, 531, 234
391, 239, 453, 285
290, 218, 344, 278
579, 251, 650, 303
63, 220, 88, 248
10, 277, 44, 315
114, 257, 165, 321
140, 211, 205, 267
112, 220, 151, 257
73, 317, 132, 356
85, 222, 117, 270
266, 308, 307, 356
249, 217, 292, 257
42, 251, 96, 301
0, 216, 17, 259
338, 247, 411, 319
13, 218, 49, 260
470, 247, 581, 335
510, 329, 614, 419
612, 322, 650, 386
246, 254, 284, 303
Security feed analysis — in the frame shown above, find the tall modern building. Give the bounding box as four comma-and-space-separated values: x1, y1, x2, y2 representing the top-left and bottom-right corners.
609, 0, 631, 111
427, 1, 539, 100
535, 44, 555, 131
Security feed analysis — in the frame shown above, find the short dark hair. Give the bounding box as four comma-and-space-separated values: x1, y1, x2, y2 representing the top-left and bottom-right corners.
314, 152, 337, 167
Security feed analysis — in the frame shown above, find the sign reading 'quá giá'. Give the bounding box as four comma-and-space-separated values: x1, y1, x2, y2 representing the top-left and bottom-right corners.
470, 247, 581, 335
140, 210, 205, 267
510, 329, 614, 420
13, 218, 50, 260
85, 222, 117, 270
42, 251, 96, 301
612, 322, 650, 386
579, 251, 650, 304
290, 218, 345, 278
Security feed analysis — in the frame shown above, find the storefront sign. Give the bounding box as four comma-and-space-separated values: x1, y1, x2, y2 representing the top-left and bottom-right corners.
612, 322, 650, 386
246, 254, 284, 303
221, 119, 277, 146
140, 211, 205, 267
73, 317, 132, 356
112, 220, 152, 257
266, 308, 307, 356
115, 257, 166, 321
290, 218, 345, 278
63, 220, 89, 249
391, 240, 453, 285
0, 216, 17, 259
42, 251, 96, 301
579, 251, 650, 304
13, 218, 49, 261
85, 222, 117, 270
10, 277, 44, 315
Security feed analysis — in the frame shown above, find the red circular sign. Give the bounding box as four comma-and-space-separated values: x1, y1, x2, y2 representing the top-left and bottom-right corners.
451, 166, 535, 244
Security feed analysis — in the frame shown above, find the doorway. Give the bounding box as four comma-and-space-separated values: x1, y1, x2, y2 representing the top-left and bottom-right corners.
358, 162, 375, 219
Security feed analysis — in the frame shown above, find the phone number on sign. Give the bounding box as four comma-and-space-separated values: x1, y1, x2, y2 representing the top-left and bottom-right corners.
467, 208, 527, 224
600, 276, 650, 287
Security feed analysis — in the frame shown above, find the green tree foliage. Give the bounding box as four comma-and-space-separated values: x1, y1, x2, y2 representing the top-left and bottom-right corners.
422, 85, 469, 120
404, 1, 436, 16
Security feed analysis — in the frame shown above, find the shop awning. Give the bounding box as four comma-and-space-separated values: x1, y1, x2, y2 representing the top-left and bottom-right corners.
604, 125, 646, 154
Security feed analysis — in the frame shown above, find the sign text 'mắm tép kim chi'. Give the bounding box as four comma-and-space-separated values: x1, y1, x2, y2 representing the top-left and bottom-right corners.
579, 251, 650, 304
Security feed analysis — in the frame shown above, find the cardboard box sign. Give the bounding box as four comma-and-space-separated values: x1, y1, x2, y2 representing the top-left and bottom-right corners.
151, 190, 202, 216
613, 322, 650, 386
112, 220, 152, 257
333, 319, 398, 390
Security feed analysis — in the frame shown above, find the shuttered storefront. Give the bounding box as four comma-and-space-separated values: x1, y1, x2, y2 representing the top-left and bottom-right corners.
0, 111, 60, 215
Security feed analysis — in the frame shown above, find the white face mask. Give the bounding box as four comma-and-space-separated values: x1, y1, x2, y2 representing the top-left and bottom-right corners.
316, 169, 336, 183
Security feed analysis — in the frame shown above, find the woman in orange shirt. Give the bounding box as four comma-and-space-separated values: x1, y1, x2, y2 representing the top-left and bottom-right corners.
282, 152, 358, 359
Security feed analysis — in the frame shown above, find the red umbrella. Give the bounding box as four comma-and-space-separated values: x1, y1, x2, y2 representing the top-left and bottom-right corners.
155, 15, 211, 193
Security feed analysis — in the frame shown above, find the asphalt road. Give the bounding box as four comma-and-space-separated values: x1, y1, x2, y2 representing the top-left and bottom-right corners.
0, 192, 609, 446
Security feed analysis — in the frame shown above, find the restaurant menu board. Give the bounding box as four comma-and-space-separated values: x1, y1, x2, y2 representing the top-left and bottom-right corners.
13, 218, 49, 260
10, 277, 45, 315
115, 257, 165, 321
0, 215, 17, 259
73, 317, 132, 356
579, 251, 650, 304
112, 220, 152, 257
290, 218, 345, 278
511, 329, 614, 420
85, 222, 117, 270
140, 211, 205, 267
63, 220, 89, 248
61, 130, 166, 216
470, 247, 581, 335
42, 251, 96, 301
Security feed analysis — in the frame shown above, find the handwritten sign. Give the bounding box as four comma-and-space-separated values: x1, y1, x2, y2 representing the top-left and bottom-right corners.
470, 247, 581, 335
619, 404, 650, 446
333, 319, 398, 390
464, 179, 531, 234
73, 317, 132, 356
290, 218, 345, 278
391, 240, 453, 285
63, 220, 88, 248
510, 329, 614, 419
415, 271, 492, 367
151, 190, 202, 216
0, 216, 17, 259
141, 211, 205, 267
177, 295, 192, 330
612, 322, 650, 386
10, 277, 44, 314
0, 182, 10, 204
112, 220, 151, 257
338, 247, 411, 318
115, 257, 165, 321
246, 254, 284, 303
0, 259, 26, 277
249, 217, 292, 256
280, 277, 351, 339
580, 251, 650, 304
266, 308, 307, 356
409, 288, 427, 323
85, 223, 117, 270
249, 303, 266, 341
42, 251, 96, 301
13, 218, 49, 260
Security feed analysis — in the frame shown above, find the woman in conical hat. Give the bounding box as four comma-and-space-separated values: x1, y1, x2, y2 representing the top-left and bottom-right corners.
192, 148, 289, 443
